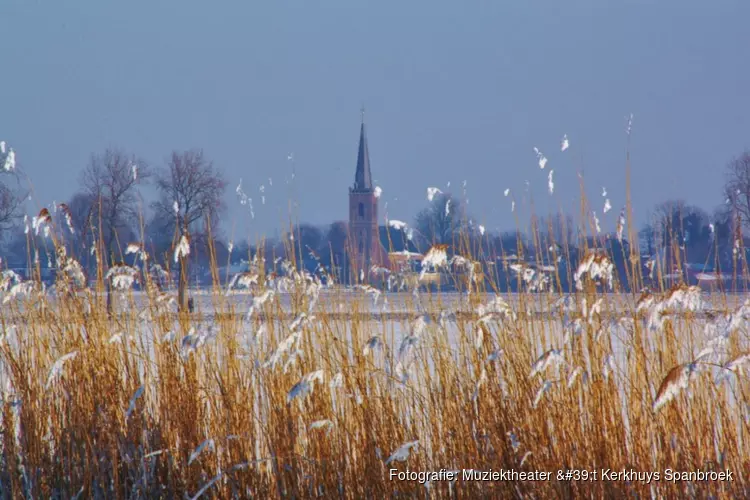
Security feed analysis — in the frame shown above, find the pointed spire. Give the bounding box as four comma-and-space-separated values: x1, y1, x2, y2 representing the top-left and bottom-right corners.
353, 108, 373, 192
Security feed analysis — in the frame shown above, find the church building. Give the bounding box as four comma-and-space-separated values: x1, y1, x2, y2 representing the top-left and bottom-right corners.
348, 113, 390, 282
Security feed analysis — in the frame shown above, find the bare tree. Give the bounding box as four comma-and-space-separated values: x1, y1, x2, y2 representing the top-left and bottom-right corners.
80, 148, 150, 261
0, 143, 26, 232
0, 181, 24, 231
66, 192, 97, 237
321, 221, 349, 281
152, 149, 226, 311
724, 151, 750, 232
638, 225, 656, 258
413, 193, 466, 248
649, 200, 709, 250
62, 192, 100, 269
292, 224, 324, 261
644, 200, 714, 281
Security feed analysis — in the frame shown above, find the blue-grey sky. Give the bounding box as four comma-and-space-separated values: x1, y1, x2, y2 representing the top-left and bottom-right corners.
4, 0, 750, 241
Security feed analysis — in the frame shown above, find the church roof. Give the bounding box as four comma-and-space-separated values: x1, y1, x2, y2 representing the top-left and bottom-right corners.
379, 226, 420, 253
352, 119, 373, 192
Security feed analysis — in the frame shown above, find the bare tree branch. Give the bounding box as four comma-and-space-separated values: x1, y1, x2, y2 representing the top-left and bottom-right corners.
151, 149, 227, 238
413, 193, 466, 248
0, 143, 26, 231
724, 151, 750, 232
151, 149, 226, 311
0, 180, 24, 231
80, 148, 150, 260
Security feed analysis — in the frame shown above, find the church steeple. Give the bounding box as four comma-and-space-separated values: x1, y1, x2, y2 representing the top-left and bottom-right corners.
348, 108, 388, 283
352, 107, 373, 192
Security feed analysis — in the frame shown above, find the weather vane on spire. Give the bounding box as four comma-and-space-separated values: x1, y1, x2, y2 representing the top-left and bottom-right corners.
360, 105, 365, 124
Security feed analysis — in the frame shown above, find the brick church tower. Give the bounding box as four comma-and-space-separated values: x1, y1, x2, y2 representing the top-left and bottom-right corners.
348, 111, 388, 282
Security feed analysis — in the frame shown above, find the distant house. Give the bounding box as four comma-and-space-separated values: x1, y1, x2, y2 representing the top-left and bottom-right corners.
379, 225, 421, 273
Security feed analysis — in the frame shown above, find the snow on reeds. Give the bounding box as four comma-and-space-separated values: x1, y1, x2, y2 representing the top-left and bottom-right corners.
643, 284, 703, 331
227, 271, 259, 291
0, 269, 21, 292
174, 234, 190, 262
58, 203, 75, 234
419, 244, 448, 279
59, 256, 87, 288
264, 329, 302, 370
426, 187, 442, 201
450, 255, 481, 287
573, 250, 614, 291
105, 264, 139, 290
476, 295, 516, 323
529, 349, 565, 378
533, 380, 553, 408
616, 208, 626, 242
566, 366, 585, 389
509, 262, 551, 292
181, 326, 212, 357
533, 147, 548, 169
287, 369, 325, 403
125, 242, 147, 260
1, 140, 16, 171
385, 440, 419, 464
309, 419, 334, 433
716, 353, 750, 384
2, 184, 750, 498
652, 363, 700, 413
33, 208, 52, 238
561, 134, 569, 152
45, 351, 78, 390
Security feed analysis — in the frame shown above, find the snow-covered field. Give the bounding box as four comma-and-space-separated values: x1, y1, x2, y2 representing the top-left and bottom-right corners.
121, 288, 750, 316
